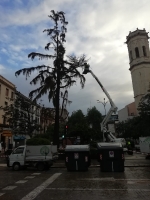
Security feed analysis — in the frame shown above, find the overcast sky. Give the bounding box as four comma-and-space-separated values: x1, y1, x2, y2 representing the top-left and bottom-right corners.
0, 0, 150, 116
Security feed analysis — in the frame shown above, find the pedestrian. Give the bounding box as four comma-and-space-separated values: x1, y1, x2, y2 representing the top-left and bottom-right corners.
3, 142, 6, 153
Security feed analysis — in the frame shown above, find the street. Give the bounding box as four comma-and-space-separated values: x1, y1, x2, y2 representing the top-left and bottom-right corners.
0, 153, 150, 200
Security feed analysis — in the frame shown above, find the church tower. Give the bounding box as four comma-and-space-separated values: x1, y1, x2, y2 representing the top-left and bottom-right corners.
126, 28, 150, 111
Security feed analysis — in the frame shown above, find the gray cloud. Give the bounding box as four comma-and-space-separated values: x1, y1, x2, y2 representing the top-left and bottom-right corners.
0, 0, 149, 116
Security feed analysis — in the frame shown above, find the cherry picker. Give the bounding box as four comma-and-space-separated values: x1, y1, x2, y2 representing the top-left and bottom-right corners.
83, 63, 128, 152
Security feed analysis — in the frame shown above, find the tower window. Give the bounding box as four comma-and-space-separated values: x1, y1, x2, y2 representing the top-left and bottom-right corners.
142, 46, 147, 56
135, 47, 140, 58
129, 50, 133, 61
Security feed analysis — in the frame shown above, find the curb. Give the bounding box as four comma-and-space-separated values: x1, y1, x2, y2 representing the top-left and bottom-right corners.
1, 164, 150, 168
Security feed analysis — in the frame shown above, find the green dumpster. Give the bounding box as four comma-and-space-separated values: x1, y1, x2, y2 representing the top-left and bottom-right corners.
65, 145, 91, 171
97, 143, 125, 172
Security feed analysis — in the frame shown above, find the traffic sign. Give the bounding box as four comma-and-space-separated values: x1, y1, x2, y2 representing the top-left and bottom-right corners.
74, 153, 79, 159
109, 151, 114, 158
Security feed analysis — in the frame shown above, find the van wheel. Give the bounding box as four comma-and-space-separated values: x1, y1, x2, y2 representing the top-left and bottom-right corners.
37, 163, 45, 171
45, 163, 50, 170
13, 163, 20, 171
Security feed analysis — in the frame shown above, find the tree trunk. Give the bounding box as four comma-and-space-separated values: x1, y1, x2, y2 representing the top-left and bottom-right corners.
53, 67, 60, 148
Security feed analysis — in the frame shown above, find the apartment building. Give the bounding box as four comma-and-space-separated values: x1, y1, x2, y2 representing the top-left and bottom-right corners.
0, 75, 16, 149
0, 75, 41, 149
0, 75, 16, 123
12, 91, 41, 147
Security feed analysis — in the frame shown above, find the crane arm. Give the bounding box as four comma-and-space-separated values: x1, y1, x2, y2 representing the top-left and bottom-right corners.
89, 70, 116, 109
83, 63, 118, 142
89, 70, 118, 130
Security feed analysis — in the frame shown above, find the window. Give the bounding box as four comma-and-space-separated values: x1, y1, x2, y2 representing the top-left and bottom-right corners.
5, 88, 9, 96
142, 46, 147, 56
3, 116, 6, 124
11, 92, 14, 99
36, 109, 39, 115
13, 147, 24, 154
129, 50, 133, 61
32, 106, 34, 112
135, 47, 140, 58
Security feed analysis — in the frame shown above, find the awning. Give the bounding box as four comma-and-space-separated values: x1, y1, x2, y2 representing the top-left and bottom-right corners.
13, 135, 26, 140
2, 130, 12, 137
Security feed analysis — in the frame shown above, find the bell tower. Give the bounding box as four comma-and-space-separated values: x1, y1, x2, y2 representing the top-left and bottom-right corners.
126, 28, 150, 111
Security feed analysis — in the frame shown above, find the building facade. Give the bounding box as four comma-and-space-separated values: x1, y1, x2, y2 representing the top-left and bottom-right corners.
0, 75, 16, 124
0, 75, 41, 149
126, 28, 150, 112
40, 107, 69, 134
118, 102, 137, 122
0, 75, 16, 150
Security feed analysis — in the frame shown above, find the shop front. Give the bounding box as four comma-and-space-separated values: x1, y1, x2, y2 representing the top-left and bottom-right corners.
13, 135, 26, 148
1, 130, 13, 150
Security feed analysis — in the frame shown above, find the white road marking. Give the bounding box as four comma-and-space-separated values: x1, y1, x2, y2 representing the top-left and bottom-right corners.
31, 173, 41, 175
127, 181, 136, 184
115, 179, 150, 181
46, 188, 150, 191
2, 186, 17, 190
16, 180, 28, 184
78, 177, 115, 181
25, 176, 35, 179
21, 173, 62, 200
78, 178, 150, 181
0, 193, 5, 196
0, 164, 7, 167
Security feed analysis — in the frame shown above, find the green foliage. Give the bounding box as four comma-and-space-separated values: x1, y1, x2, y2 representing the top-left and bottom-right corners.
67, 107, 103, 143
68, 110, 86, 130
86, 107, 103, 140
116, 117, 142, 138
137, 93, 150, 136
34, 133, 51, 140
67, 110, 89, 141
26, 138, 50, 145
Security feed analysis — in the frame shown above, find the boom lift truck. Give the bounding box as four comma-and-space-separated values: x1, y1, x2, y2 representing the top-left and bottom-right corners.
83, 63, 129, 152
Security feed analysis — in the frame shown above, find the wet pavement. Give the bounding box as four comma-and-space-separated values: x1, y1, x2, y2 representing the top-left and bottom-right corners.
0, 153, 150, 200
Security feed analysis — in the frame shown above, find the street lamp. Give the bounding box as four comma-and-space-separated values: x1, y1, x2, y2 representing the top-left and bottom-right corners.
97, 98, 108, 116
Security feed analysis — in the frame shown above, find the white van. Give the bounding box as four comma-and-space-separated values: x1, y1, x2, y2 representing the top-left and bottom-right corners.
7, 145, 53, 171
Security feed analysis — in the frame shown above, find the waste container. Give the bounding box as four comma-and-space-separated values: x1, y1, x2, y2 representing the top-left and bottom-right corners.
65, 145, 91, 171
97, 142, 124, 172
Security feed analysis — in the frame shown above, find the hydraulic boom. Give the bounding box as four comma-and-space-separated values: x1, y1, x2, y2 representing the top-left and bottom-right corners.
83, 63, 121, 143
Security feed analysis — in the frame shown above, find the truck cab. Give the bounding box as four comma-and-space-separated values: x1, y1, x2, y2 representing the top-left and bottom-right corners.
8, 146, 25, 170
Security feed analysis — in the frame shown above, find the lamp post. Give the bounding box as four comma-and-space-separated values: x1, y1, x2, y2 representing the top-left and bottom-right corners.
97, 98, 107, 116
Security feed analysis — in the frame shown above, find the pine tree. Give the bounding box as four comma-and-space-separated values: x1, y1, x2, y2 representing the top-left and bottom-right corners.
15, 10, 87, 146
